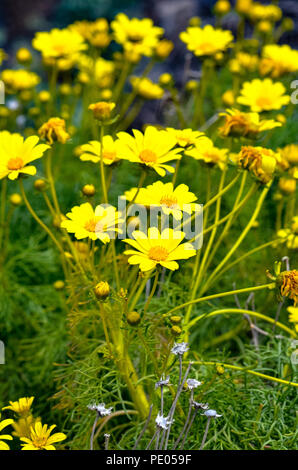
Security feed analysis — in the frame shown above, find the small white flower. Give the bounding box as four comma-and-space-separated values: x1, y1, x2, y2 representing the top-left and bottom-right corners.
192, 401, 209, 410
186, 378, 202, 390
87, 402, 112, 416
155, 376, 170, 389
155, 413, 173, 430
171, 342, 189, 356
203, 409, 222, 418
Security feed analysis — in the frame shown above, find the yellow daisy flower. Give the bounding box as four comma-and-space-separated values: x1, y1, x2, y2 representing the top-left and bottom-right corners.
116, 126, 183, 177
288, 306, 298, 324
123, 181, 199, 220
130, 77, 164, 100
123, 227, 196, 272
180, 25, 233, 57
33, 28, 87, 59
277, 216, 298, 250
219, 108, 281, 138
12, 415, 41, 439
0, 414, 13, 451
61, 202, 123, 243
3, 397, 34, 417
111, 13, 164, 59
78, 55, 115, 89
1, 69, 40, 92
279, 144, 298, 167
80, 136, 122, 165
20, 421, 66, 450
260, 45, 298, 78
166, 128, 205, 147
0, 132, 50, 180
237, 78, 290, 112
185, 137, 228, 170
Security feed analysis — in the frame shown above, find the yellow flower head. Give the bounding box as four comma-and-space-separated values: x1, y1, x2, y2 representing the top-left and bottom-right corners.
279, 144, 298, 167
235, 0, 252, 14
123, 181, 199, 220
278, 177, 296, 196
3, 397, 34, 417
111, 13, 164, 59
61, 202, 123, 244
0, 414, 13, 451
260, 45, 298, 78
277, 270, 298, 306
130, 77, 164, 100
20, 421, 66, 450
70, 18, 110, 48
180, 25, 233, 57
0, 132, 50, 180
1, 69, 40, 92
123, 227, 196, 272
94, 281, 110, 300
32, 28, 87, 64
12, 415, 41, 439
38, 117, 70, 145
185, 137, 228, 170
288, 306, 298, 324
249, 3, 282, 22
238, 145, 277, 183
78, 55, 115, 89
155, 39, 174, 59
166, 128, 205, 147
237, 78, 290, 112
219, 108, 281, 138
116, 126, 183, 177
80, 136, 121, 166
234, 52, 259, 73
277, 216, 298, 250
88, 101, 115, 121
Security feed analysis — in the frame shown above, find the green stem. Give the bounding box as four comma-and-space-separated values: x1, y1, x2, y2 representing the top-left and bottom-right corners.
144, 270, 159, 314
99, 125, 108, 203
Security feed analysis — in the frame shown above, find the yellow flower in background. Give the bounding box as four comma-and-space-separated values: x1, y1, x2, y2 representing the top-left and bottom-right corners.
249, 3, 282, 22
288, 306, 298, 327
235, 0, 252, 15
78, 55, 115, 89
0, 132, 50, 180
238, 146, 277, 183
12, 415, 41, 439
80, 136, 122, 165
1, 69, 40, 92
116, 126, 183, 176
219, 108, 281, 138
123, 181, 199, 220
88, 101, 115, 120
185, 137, 228, 170
234, 52, 259, 73
166, 128, 205, 147
123, 227, 196, 271
155, 39, 174, 59
277, 216, 298, 250
278, 177, 296, 195
20, 421, 66, 450
38, 118, 70, 145
111, 13, 164, 59
0, 414, 13, 451
279, 144, 298, 167
32, 28, 87, 69
180, 25, 233, 57
61, 202, 123, 243
260, 45, 298, 78
0, 49, 7, 65
237, 79, 290, 112
130, 77, 164, 100
70, 18, 110, 48
3, 397, 34, 417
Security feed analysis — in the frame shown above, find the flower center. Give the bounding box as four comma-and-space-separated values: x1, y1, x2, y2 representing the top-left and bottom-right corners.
128, 31, 144, 43
148, 245, 169, 262
256, 96, 272, 108
160, 194, 178, 208
7, 157, 24, 170
139, 149, 157, 163
84, 218, 98, 232
103, 150, 117, 161
198, 42, 214, 53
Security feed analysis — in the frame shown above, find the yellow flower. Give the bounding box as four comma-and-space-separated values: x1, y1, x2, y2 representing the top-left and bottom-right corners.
16, 47, 32, 64
238, 146, 277, 183
3, 397, 34, 417
180, 25, 233, 57
185, 137, 228, 170
260, 45, 298, 78
94, 281, 110, 300
61, 202, 123, 243
277, 270, 298, 306
79, 136, 122, 165
279, 145, 298, 166
111, 13, 164, 59
0, 414, 13, 451
155, 39, 174, 59
32, 28, 87, 65
237, 78, 290, 112
70, 19, 110, 48
249, 3, 282, 22
20, 421, 66, 450
78, 55, 115, 89
214, 1, 231, 15
123, 181, 199, 220
116, 126, 183, 177
166, 128, 205, 147
123, 227, 196, 272
1, 69, 40, 92
0, 132, 50, 180
234, 52, 259, 73
235, 0, 252, 14
278, 177, 296, 196
88, 101, 115, 120
277, 216, 298, 250
130, 77, 164, 100
12, 415, 41, 439
288, 306, 298, 324
219, 108, 281, 138
38, 117, 70, 145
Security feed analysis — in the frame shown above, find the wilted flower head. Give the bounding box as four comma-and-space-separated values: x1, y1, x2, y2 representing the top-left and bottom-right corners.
155, 376, 170, 389
87, 402, 112, 416
171, 342, 189, 356
186, 378, 202, 390
155, 413, 173, 430
203, 409, 222, 418
192, 401, 209, 410
38, 117, 70, 145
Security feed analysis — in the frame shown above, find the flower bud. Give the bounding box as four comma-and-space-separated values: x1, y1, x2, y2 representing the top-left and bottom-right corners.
89, 101, 115, 121
16, 47, 32, 64
10, 193, 22, 206
214, 1, 231, 15
278, 177, 296, 195
127, 311, 141, 326
54, 280, 65, 290
82, 184, 96, 197
170, 315, 182, 324
171, 325, 182, 336
155, 39, 174, 59
94, 281, 110, 300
